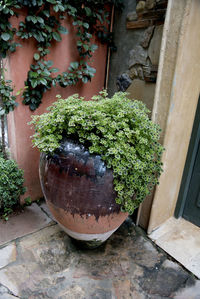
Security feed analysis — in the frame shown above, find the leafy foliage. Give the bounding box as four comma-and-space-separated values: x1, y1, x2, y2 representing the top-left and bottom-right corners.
0, 71, 18, 116
0, 0, 123, 111
0, 1, 19, 58
30, 91, 164, 214
0, 157, 26, 220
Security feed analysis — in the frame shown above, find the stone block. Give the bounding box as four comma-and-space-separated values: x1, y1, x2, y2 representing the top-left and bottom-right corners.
174, 281, 200, 299
127, 79, 155, 112
0, 269, 19, 296
129, 67, 138, 79
39, 202, 56, 221
137, 65, 144, 80
0, 243, 16, 269
136, 1, 146, 13
148, 25, 163, 65
0, 288, 17, 299
146, 0, 156, 10
129, 45, 148, 68
0, 203, 52, 246
162, 259, 182, 271
126, 11, 138, 22
140, 26, 155, 48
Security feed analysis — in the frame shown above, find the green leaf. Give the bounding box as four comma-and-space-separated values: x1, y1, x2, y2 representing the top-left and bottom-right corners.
53, 5, 59, 12
41, 70, 51, 76
31, 79, 38, 88
34, 53, 40, 61
77, 40, 83, 47
50, 68, 59, 73
40, 78, 48, 85
83, 44, 89, 51
37, 17, 44, 24
30, 103, 37, 111
46, 60, 53, 67
29, 71, 38, 78
52, 79, 57, 86
82, 76, 88, 84
46, 0, 57, 3
30, 16, 37, 24
91, 44, 98, 52
58, 26, 68, 35
33, 32, 44, 42
52, 32, 62, 42
1, 33, 11, 41
42, 10, 50, 17
83, 23, 89, 29
70, 62, 79, 70
85, 7, 92, 16
0, 109, 5, 116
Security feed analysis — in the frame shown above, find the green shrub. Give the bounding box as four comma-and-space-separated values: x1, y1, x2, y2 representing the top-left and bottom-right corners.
30, 91, 164, 214
0, 157, 26, 219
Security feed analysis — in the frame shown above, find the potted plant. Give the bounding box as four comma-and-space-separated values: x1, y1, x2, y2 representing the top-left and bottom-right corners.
30, 91, 163, 247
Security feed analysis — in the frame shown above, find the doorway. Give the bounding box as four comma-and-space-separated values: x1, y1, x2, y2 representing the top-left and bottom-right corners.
175, 96, 200, 227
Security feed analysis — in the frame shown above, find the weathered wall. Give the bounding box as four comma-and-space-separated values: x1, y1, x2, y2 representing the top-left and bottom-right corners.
108, 0, 137, 95
6, 14, 107, 201
108, 0, 164, 112
148, 0, 200, 233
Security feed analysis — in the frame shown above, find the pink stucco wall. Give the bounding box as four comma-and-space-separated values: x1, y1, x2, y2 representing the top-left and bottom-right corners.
7, 13, 107, 201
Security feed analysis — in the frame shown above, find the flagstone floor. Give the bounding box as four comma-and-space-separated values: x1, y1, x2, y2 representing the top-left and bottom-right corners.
0, 202, 199, 299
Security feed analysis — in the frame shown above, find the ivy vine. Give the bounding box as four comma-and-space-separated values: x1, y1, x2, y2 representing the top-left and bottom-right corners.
0, 0, 123, 111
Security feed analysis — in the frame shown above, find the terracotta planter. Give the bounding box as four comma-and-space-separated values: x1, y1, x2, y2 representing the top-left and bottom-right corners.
39, 139, 128, 248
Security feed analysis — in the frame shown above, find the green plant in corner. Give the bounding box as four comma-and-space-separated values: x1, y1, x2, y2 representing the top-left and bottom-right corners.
30, 91, 164, 214
0, 157, 26, 220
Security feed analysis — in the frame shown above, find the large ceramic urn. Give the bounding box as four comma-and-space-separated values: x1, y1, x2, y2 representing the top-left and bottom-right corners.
39, 139, 128, 247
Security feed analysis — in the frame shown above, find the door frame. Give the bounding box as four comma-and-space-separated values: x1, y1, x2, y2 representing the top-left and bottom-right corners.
175, 96, 200, 218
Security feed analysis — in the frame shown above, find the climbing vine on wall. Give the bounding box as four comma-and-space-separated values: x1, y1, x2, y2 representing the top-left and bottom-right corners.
0, 0, 123, 111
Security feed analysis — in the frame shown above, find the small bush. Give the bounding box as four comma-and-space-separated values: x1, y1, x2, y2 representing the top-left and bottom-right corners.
0, 157, 26, 219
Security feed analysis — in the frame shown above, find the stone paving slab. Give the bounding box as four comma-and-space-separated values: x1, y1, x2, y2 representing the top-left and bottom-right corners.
0, 243, 16, 269
0, 214, 199, 299
0, 203, 54, 246
174, 280, 200, 299
39, 202, 56, 221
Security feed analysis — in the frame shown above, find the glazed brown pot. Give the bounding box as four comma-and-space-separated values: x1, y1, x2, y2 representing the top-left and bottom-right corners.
39, 139, 128, 247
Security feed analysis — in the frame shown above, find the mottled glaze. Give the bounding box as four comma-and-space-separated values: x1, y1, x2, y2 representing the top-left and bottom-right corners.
39, 139, 128, 246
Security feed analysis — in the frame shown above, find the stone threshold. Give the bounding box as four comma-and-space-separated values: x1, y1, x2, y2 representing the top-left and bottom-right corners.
149, 216, 200, 279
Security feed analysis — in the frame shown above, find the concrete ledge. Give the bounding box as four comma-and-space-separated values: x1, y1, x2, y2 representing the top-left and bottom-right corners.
149, 217, 200, 279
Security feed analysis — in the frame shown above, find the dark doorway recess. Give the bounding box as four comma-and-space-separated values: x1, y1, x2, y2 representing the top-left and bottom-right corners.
175, 96, 200, 227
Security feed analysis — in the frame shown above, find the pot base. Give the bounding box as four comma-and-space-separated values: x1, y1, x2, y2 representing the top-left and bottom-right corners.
58, 221, 118, 248
71, 238, 105, 249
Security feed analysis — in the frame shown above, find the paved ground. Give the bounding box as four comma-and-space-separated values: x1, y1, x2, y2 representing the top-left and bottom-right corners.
0, 202, 199, 299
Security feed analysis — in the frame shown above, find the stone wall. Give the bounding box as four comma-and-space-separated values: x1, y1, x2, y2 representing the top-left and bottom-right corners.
108, 0, 166, 112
